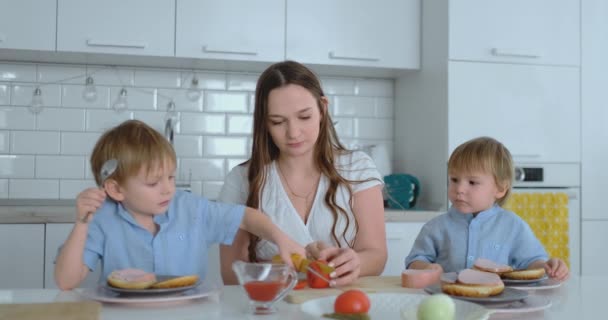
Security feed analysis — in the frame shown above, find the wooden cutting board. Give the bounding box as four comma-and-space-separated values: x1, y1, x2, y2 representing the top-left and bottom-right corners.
285, 276, 419, 304
0, 301, 101, 320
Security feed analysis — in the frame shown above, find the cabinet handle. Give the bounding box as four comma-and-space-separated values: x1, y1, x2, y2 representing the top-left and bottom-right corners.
490, 48, 540, 59
202, 46, 257, 56
329, 51, 380, 62
86, 39, 147, 49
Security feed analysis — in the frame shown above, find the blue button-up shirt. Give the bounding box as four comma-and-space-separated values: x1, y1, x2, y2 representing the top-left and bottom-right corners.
405, 204, 548, 272
72, 190, 245, 283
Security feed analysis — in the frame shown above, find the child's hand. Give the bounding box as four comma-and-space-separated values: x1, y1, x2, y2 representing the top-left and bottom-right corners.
275, 234, 306, 270
544, 258, 569, 281
76, 188, 106, 224
425, 263, 444, 273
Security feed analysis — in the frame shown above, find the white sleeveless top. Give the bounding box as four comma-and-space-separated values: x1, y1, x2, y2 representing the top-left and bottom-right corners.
218, 151, 383, 260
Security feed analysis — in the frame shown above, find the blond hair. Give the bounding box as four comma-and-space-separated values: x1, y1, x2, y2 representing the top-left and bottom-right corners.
448, 137, 513, 206
90, 120, 176, 186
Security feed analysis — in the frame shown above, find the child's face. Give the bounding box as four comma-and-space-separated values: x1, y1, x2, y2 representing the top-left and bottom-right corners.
448, 170, 506, 215
117, 161, 176, 218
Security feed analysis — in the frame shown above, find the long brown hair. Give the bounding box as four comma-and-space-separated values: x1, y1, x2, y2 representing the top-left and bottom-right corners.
246, 61, 358, 262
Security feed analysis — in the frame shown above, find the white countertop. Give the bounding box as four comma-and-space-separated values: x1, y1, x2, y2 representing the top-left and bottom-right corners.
0, 276, 600, 320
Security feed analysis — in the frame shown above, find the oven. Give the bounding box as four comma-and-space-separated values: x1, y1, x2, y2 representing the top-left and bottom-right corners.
506, 163, 580, 275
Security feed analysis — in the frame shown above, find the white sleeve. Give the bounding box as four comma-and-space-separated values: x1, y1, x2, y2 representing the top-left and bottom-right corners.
218, 165, 249, 205
338, 151, 384, 193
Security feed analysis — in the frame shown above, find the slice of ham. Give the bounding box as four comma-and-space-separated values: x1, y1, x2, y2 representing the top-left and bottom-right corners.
457, 269, 503, 286
473, 258, 512, 273
401, 269, 441, 288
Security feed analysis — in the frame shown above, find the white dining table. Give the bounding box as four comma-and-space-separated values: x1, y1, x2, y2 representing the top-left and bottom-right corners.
0, 275, 603, 320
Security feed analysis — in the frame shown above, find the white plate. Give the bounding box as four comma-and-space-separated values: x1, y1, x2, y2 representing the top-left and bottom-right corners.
483, 295, 552, 313
502, 275, 548, 285
425, 285, 528, 303
80, 283, 219, 304
506, 278, 563, 290
300, 292, 491, 320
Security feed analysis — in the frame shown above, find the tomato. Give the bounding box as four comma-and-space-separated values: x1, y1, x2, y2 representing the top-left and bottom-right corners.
306, 259, 333, 289
294, 279, 307, 290
334, 289, 371, 314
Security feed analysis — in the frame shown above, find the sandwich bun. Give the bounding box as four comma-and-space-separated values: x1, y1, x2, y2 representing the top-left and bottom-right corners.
501, 268, 546, 280
472, 258, 513, 274
151, 275, 199, 289
107, 269, 157, 289
440, 269, 504, 298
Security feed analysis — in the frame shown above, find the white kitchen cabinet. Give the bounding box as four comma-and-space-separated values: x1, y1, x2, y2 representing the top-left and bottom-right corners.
448, 61, 580, 163
382, 222, 424, 276
286, 0, 420, 69
45, 223, 101, 288
0, 224, 44, 289
450, 0, 579, 66
57, 0, 175, 57
581, 221, 608, 275
176, 0, 284, 63
0, 0, 56, 51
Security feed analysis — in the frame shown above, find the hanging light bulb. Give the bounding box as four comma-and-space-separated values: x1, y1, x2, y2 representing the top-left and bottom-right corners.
82, 76, 98, 102
185, 75, 202, 102
29, 86, 44, 114
112, 88, 128, 112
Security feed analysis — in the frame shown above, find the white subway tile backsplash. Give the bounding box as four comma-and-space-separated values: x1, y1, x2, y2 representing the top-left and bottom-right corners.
0, 155, 35, 178
0, 61, 395, 200
173, 135, 203, 158
353, 119, 394, 139
37, 65, 85, 84
0, 84, 9, 105
204, 137, 248, 156
205, 92, 248, 113
0, 132, 8, 153
0, 64, 36, 82
333, 96, 375, 117
38, 108, 85, 131
179, 158, 225, 180
227, 74, 258, 91
0, 107, 36, 130
61, 132, 101, 155
354, 79, 394, 97
0, 179, 7, 198
60, 179, 97, 199
85, 109, 133, 132
11, 131, 60, 154
227, 115, 253, 135
134, 69, 181, 88
36, 156, 85, 179
62, 84, 110, 109
180, 113, 225, 135
11, 84, 61, 107
9, 179, 59, 199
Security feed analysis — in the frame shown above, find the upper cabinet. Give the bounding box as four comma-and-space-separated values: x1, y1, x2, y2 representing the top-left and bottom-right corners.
57, 0, 175, 57
449, 0, 580, 66
176, 0, 284, 63
286, 0, 420, 69
0, 0, 56, 51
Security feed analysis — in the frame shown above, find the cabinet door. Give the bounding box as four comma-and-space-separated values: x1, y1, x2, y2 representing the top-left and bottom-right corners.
383, 222, 424, 276
449, 0, 579, 66
0, 0, 56, 51
57, 0, 174, 56
45, 223, 101, 288
448, 61, 580, 163
0, 224, 44, 289
286, 0, 420, 69
581, 221, 608, 275
176, 0, 284, 62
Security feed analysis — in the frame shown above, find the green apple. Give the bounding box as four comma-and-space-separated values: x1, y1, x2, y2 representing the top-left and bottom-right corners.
417, 294, 455, 320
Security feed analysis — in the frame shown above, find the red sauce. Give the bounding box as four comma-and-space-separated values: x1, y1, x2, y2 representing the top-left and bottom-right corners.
243, 281, 285, 302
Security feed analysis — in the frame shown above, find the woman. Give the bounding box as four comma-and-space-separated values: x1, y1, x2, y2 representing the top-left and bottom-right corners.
218, 61, 386, 286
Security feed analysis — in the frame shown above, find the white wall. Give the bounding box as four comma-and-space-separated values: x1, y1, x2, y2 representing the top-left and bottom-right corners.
0, 62, 395, 200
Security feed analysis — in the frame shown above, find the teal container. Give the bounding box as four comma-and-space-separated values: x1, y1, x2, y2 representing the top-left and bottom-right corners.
384, 174, 420, 209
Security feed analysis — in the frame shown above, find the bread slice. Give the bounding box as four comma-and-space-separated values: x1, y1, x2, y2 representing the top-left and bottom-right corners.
501, 268, 546, 280
107, 269, 157, 289
150, 275, 199, 289
441, 281, 505, 297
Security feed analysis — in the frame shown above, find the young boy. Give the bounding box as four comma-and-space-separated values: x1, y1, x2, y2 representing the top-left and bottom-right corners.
405, 137, 569, 281
55, 120, 305, 290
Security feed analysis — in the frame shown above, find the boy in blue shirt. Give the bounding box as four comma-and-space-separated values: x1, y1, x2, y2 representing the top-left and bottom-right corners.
405, 137, 569, 281
55, 120, 305, 290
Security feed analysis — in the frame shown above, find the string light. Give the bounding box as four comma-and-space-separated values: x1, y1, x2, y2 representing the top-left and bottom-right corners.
112, 87, 128, 112
82, 76, 98, 102
29, 86, 44, 114
164, 100, 179, 125
186, 75, 202, 101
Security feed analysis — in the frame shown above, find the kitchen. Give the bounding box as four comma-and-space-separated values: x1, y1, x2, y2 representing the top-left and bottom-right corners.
0, 0, 606, 319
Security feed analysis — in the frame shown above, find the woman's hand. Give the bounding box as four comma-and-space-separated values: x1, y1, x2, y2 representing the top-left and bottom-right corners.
308, 243, 361, 287
76, 188, 106, 224
544, 258, 569, 281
